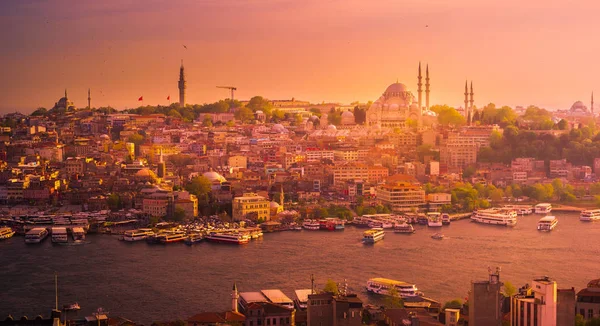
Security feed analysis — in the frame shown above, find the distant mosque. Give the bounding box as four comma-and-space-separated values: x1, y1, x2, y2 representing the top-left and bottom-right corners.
52, 89, 75, 111
366, 63, 436, 128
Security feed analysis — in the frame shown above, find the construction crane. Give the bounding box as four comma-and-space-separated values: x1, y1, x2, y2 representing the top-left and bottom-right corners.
216, 86, 237, 112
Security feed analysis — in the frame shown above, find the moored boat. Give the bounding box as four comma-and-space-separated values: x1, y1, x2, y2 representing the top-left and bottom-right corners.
431, 233, 445, 240
393, 223, 415, 234
205, 232, 250, 244
63, 303, 80, 311
123, 228, 154, 242
160, 232, 187, 244
471, 208, 517, 226
302, 219, 320, 230
184, 234, 204, 245
534, 203, 552, 214
0, 227, 15, 240
72, 227, 85, 242
362, 228, 385, 244
441, 213, 451, 225
580, 209, 600, 222
537, 215, 558, 231
427, 212, 443, 227
51, 227, 68, 243
366, 278, 421, 298
25, 227, 49, 244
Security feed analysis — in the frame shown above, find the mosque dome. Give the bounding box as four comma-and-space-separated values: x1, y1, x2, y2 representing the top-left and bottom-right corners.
203, 171, 227, 183
385, 82, 409, 95
271, 124, 288, 133
135, 168, 156, 179
341, 111, 355, 125
270, 201, 280, 208
327, 124, 337, 131
100, 134, 110, 140
570, 101, 588, 113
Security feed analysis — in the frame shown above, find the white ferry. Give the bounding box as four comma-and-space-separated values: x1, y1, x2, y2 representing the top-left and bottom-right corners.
25, 227, 49, 244
159, 232, 187, 244
362, 228, 385, 244
441, 213, 451, 225
0, 227, 15, 240
534, 203, 552, 214
503, 205, 533, 215
51, 227, 68, 243
537, 216, 558, 231
123, 228, 155, 242
471, 208, 517, 226
427, 212, 443, 227
205, 232, 250, 244
302, 219, 320, 230
261, 289, 294, 309
580, 209, 600, 222
366, 278, 421, 298
393, 223, 415, 234
72, 227, 85, 242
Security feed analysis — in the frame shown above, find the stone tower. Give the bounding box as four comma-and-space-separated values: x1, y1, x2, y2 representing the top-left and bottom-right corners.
417, 62, 423, 110
178, 60, 186, 107
425, 64, 430, 111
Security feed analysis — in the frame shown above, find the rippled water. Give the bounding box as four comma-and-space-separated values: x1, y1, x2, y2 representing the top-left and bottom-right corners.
1, 212, 599, 324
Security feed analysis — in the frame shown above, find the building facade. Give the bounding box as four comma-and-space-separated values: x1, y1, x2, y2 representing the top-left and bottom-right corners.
232, 193, 270, 221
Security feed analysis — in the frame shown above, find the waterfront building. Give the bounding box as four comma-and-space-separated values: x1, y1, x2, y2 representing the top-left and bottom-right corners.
244, 302, 296, 326
332, 163, 389, 185
232, 193, 270, 221
576, 278, 600, 321
307, 293, 362, 326
376, 174, 426, 212
468, 267, 504, 326
427, 193, 451, 211
439, 133, 478, 171
383, 308, 442, 326
510, 276, 557, 326
557, 288, 576, 326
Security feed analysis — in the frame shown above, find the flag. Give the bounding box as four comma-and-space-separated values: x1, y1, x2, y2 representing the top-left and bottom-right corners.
167, 95, 170, 101
138, 96, 143, 101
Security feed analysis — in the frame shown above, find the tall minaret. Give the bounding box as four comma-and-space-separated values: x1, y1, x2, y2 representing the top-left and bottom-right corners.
87, 89, 91, 109
65, 89, 67, 98
469, 81, 474, 114
425, 64, 430, 111
232, 282, 239, 313
464, 81, 470, 125
592, 92, 595, 116
417, 62, 423, 110
178, 60, 186, 107
280, 184, 284, 208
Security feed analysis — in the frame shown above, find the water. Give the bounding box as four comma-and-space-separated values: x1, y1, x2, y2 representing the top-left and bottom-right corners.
1, 212, 599, 324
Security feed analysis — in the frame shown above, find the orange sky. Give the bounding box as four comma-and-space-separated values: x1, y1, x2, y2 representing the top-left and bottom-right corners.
1, 0, 599, 113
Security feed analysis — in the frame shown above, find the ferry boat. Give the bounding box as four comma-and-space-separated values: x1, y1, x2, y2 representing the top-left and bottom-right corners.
25, 227, 49, 244
159, 232, 187, 244
427, 212, 443, 227
302, 220, 320, 230
393, 223, 415, 234
366, 278, 421, 298
441, 213, 451, 225
417, 214, 428, 225
51, 227, 68, 243
72, 227, 85, 242
205, 232, 250, 244
534, 203, 552, 214
503, 205, 533, 215
580, 209, 600, 222
123, 228, 155, 242
537, 215, 558, 231
362, 228, 385, 244
334, 221, 345, 230
184, 234, 204, 245
431, 233, 445, 240
0, 227, 15, 240
471, 208, 517, 226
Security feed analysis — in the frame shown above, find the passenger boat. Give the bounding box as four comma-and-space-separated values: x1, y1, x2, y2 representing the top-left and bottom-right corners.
184, 234, 204, 245
427, 212, 443, 227
441, 213, 451, 225
362, 228, 385, 244
393, 223, 415, 234
334, 220, 345, 230
0, 227, 15, 240
534, 203, 552, 214
205, 232, 250, 244
159, 232, 187, 244
471, 208, 517, 226
63, 303, 81, 311
123, 228, 154, 242
417, 214, 428, 225
319, 219, 335, 231
250, 229, 264, 239
431, 233, 445, 240
25, 227, 49, 244
302, 220, 320, 230
71, 227, 85, 242
51, 227, 68, 243
366, 278, 421, 298
580, 209, 600, 222
537, 215, 558, 231
503, 205, 533, 215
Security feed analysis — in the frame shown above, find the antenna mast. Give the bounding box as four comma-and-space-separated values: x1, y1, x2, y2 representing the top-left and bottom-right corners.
55, 272, 58, 310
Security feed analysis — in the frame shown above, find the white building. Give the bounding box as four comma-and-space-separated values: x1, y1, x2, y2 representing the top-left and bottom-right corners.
510, 276, 557, 326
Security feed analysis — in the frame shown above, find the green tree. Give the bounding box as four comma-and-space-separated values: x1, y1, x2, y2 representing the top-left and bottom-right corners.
31, 107, 48, 116
503, 281, 517, 297
327, 111, 342, 125
226, 120, 235, 127
323, 279, 339, 295
127, 133, 145, 145
557, 119, 568, 130
235, 107, 254, 123
185, 176, 212, 204
385, 287, 404, 308
463, 166, 476, 179
246, 96, 273, 116
107, 193, 120, 211
490, 188, 504, 202
271, 109, 285, 121
202, 114, 213, 127
443, 299, 463, 310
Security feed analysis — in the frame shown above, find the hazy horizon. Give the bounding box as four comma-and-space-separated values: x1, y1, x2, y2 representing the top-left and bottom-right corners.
1, 0, 599, 114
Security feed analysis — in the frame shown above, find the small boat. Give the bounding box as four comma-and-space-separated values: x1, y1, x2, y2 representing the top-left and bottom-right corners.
537, 215, 558, 231
184, 234, 204, 245
362, 228, 385, 244
302, 220, 320, 230
580, 209, 600, 222
441, 213, 451, 225
394, 223, 415, 234
72, 227, 86, 242
0, 227, 15, 240
427, 212, 443, 227
431, 233, 445, 240
63, 303, 81, 311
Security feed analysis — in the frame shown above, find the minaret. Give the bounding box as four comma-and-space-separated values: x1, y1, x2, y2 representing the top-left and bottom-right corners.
469, 81, 474, 115
87, 89, 91, 109
232, 282, 239, 313
65, 89, 67, 98
592, 92, 594, 116
417, 62, 423, 110
280, 184, 284, 208
178, 60, 186, 107
425, 64, 430, 111
464, 81, 470, 125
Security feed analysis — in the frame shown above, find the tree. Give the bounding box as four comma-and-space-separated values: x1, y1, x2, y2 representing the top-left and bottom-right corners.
462, 166, 476, 179
327, 111, 342, 125
557, 119, 568, 130
385, 287, 404, 308
185, 176, 212, 203
202, 114, 213, 127
503, 281, 517, 297
127, 133, 145, 145
235, 107, 254, 123
31, 107, 48, 116
490, 188, 504, 202
107, 193, 120, 211
323, 279, 339, 295
443, 299, 463, 310
246, 96, 273, 116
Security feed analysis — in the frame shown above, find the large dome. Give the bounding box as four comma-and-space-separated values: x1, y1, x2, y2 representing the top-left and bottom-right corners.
385, 82, 409, 95
203, 171, 226, 183
570, 101, 588, 113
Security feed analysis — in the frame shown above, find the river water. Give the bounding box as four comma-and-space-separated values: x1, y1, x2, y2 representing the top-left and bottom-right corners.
1, 212, 599, 324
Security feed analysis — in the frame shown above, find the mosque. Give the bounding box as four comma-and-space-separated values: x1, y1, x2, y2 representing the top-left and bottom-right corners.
52, 89, 76, 111
366, 63, 436, 128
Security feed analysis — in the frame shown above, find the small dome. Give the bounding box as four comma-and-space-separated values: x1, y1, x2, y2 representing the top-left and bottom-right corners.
255, 110, 264, 114
100, 134, 110, 140
309, 115, 319, 121
327, 124, 337, 131
270, 201, 280, 208
341, 111, 354, 118
203, 171, 226, 183
135, 168, 152, 177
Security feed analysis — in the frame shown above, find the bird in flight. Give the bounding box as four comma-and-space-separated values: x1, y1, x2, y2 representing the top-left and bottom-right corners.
183, 45, 188, 49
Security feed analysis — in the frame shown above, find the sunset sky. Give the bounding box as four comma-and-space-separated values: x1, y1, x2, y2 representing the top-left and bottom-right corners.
1, 0, 599, 113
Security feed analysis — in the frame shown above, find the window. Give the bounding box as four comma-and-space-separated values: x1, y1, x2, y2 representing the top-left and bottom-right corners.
273, 318, 276, 325
266, 319, 270, 325
589, 309, 594, 319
